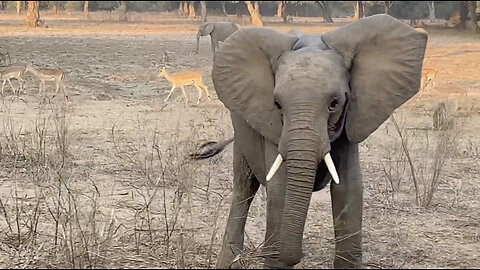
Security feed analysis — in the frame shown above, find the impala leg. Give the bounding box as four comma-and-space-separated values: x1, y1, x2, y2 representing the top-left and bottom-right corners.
7, 79, 16, 95
164, 86, 176, 102
194, 83, 203, 104
200, 83, 211, 101
180, 85, 188, 104
59, 80, 66, 98
1, 80, 6, 95
38, 81, 43, 95
18, 78, 25, 95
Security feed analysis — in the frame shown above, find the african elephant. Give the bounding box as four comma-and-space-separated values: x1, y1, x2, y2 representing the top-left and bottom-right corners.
191, 14, 427, 269
195, 21, 239, 54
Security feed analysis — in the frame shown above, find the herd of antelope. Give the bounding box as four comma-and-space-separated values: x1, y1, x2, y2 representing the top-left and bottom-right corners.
0, 63, 66, 97
0, 25, 447, 103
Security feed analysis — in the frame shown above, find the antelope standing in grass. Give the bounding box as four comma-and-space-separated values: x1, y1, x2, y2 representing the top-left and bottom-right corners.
157, 67, 211, 104
25, 64, 66, 96
1, 65, 26, 95
420, 67, 438, 93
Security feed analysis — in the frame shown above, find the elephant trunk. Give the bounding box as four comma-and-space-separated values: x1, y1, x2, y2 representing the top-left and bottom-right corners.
196, 31, 201, 53
279, 115, 331, 266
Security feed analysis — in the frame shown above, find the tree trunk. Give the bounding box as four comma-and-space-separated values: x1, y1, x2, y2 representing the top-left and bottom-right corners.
178, 1, 183, 15
200, 1, 207, 23
84, 1, 89, 18
315, 1, 333, 23
277, 1, 287, 22
220, 1, 227, 16
117, 1, 127, 22
52, 2, 58, 15
466, 1, 478, 33
384, 1, 390, 14
321, 1, 333, 22
188, 1, 196, 19
16, 1, 22, 14
1, 1, 5, 10
183, 1, 189, 15
254, 1, 260, 14
236, 2, 242, 18
245, 1, 263, 26
354, 1, 363, 19
427, 1, 435, 22
25, 1, 40, 27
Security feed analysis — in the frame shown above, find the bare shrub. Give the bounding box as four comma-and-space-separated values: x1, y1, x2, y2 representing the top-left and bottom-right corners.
0, 97, 119, 268
433, 101, 455, 131
377, 107, 458, 208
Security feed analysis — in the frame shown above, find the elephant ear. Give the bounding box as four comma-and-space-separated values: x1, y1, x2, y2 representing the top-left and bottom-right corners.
205, 23, 215, 35
212, 28, 298, 145
322, 14, 428, 143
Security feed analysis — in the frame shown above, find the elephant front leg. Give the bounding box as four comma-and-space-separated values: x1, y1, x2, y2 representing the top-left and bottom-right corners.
217, 144, 260, 269
330, 140, 363, 269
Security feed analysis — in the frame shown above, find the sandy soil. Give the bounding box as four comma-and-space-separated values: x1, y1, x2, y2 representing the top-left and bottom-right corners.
0, 11, 479, 269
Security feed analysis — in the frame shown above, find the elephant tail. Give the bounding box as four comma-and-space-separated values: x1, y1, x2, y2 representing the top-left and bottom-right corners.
189, 137, 234, 159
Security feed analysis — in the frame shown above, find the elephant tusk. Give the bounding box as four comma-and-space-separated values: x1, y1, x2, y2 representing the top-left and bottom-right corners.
324, 152, 340, 184
266, 154, 283, 181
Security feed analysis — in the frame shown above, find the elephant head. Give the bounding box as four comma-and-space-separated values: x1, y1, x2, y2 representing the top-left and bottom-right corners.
212, 14, 427, 266
196, 22, 215, 53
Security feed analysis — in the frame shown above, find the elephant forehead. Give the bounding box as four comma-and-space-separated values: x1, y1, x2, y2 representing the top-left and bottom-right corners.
275, 49, 346, 89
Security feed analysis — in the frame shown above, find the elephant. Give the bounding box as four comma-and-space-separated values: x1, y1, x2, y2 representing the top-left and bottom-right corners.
191, 14, 427, 269
194, 21, 239, 55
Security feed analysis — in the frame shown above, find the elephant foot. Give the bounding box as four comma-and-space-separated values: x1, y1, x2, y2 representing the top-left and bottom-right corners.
263, 258, 293, 269
216, 245, 244, 269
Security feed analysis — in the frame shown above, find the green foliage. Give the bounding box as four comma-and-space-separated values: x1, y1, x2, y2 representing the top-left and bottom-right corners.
64, 1, 84, 11
435, 1, 460, 19
128, 1, 160, 12
96, 1, 118, 11
155, 1, 180, 12
389, 1, 460, 20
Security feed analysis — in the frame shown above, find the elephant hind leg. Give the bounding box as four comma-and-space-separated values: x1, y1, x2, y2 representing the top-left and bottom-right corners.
216, 143, 260, 269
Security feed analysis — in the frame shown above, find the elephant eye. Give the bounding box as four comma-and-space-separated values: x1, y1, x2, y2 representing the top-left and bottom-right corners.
274, 100, 282, 110
329, 99, 339, 111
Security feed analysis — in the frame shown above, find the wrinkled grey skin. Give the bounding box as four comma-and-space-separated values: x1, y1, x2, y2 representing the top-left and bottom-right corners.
192, 15, 427, 269
195, 22, 239, 54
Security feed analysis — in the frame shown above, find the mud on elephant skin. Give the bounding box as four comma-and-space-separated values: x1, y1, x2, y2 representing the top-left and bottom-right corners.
194, 21, 239, 55
191, 14, 428, 269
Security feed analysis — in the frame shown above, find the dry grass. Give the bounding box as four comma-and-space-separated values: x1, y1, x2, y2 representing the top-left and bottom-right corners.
0, 11, 479, 269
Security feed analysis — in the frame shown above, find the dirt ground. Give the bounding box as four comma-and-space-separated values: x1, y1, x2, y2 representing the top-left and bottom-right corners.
0, 11, 479, 269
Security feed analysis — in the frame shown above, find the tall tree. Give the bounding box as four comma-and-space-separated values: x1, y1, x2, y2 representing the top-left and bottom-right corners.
354, 1, 363, 19
25, 1, 40, 27
236, 1, 243, 18
188, 1, 196, 19
200, 1, 207, 23
245, 1, 263, 26
254, 1, 260, 14
384, 1, 391, 14
84, 1, 89, 18
117, 1, 127, 22
277, 1, 287, 22
52, 1, 59, 15
427, 1, 435, 22
183, 1, 189, 15
220, 1, 227, 16
466, 1, 477, 33
315, 1, 333, 23
16, 1, 22, 14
